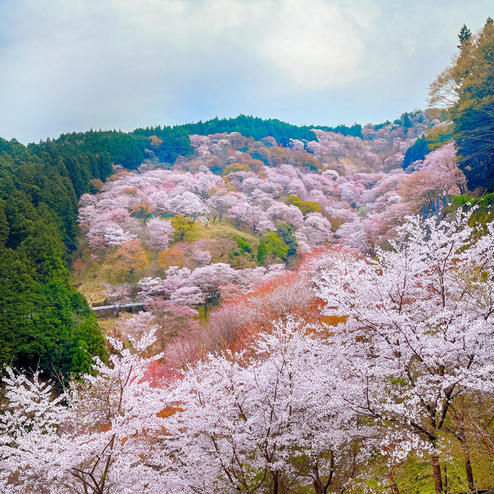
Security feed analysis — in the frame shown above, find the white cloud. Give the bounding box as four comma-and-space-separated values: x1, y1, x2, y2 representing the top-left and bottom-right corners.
261, 0, 370, 90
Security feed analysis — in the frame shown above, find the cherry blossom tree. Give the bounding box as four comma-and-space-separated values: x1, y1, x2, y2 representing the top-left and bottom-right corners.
143, 217, 174, 251
137, 276, 167, 298
316, 210, 494, 494
187, 171, 223, 200
0, 332, 168, 494
164, 191, 208, 219
147, 299, 200, 351
187, 262, 238, 311
169, 285, 206, 307
267, 203, 304, 228
206, 193, 235, 223
399, 143, 466, 213
117, 311, 159, 342
228, 202, 275, 234
147, 190, 170, 214
159, 318, 368, 494
104, 225, 138, 247
103, 282, 133, 317
190, 247, 212, 266
297, 213, 333, 249
87, 222, 137, 248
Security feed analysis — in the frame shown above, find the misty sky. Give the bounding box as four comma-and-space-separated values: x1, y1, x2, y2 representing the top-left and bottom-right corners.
0, 0, 492, 143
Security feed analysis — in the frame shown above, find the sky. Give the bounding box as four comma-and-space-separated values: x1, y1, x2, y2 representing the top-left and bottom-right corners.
0, 0, 492, 143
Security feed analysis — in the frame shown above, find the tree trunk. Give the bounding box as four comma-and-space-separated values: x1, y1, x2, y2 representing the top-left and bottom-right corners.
458, 424, 475, 492
313, 478, 323, 494
464, 454, 475, 493
312, 464, 324, 494
311, 455, 333, 494
431, 454, 444, 494
388, 470, 401, 494
271, 471, 279, 494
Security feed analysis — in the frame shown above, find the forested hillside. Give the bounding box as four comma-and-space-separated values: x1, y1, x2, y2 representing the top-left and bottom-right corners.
0, 108, 437, 377
0, 138, 112, 376
0, 18, 493, 494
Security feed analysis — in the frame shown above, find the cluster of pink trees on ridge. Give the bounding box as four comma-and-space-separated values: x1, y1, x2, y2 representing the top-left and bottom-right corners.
74, 120, 469, 325
79, 124, 466, 260
70, 114, 474, 376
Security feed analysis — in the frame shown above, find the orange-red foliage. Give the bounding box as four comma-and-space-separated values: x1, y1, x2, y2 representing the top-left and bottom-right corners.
157, 247, 186, 271
144, 360, 180, 387
149, 135, 163, 148
154, 247, 354, 378
90, 178, 105, 190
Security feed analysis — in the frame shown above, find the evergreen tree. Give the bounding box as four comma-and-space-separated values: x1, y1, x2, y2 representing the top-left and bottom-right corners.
276, 223, 298, 265
0, 131, 118, 378
402, 135, 430, 169
457, 24, 472, 48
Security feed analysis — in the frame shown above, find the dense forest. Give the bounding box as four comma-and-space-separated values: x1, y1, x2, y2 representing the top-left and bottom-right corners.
0, 138, 111, 377
429, 18, 494, 191
0, 18, 492, 494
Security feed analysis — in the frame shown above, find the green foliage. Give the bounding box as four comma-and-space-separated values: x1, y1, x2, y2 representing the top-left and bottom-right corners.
0, 246, 106, 378
287, 195, 321, 215
403, 121, 454, 169
132, 126, 193, 162
430, 19, 494, 191
449, 193, 494, 229
403, 136, 430, 168
172, 114, 317, 146
68, 294, 107, 375
457, 24, 472, 48
404, 136, 426, 168
402, 112, 413, 129
454, 22, 494, 191
257, 231, 289, 265
275, 223, 298, 267
235, 236, 253, 253
0, 135, 115, 378
256, 241, 268, 265
393, 112, 413, 129
0, 199, 9, 247
425, 121, 454, 150
171, 214, 195, 240
450, 193, 493, 209
374, 120, 391, 131
55, 130, 148, 170
312, 122, 363, 138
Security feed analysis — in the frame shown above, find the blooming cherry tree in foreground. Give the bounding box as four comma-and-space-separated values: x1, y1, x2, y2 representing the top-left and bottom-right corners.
316, 209, 494, 494
159, 318, 368, 494
0, 332, 168, 494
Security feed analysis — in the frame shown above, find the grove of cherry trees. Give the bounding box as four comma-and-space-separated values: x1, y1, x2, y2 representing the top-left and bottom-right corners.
1, 111, 493, 494
1, 210, 492, 494
75, 113, 467, 317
